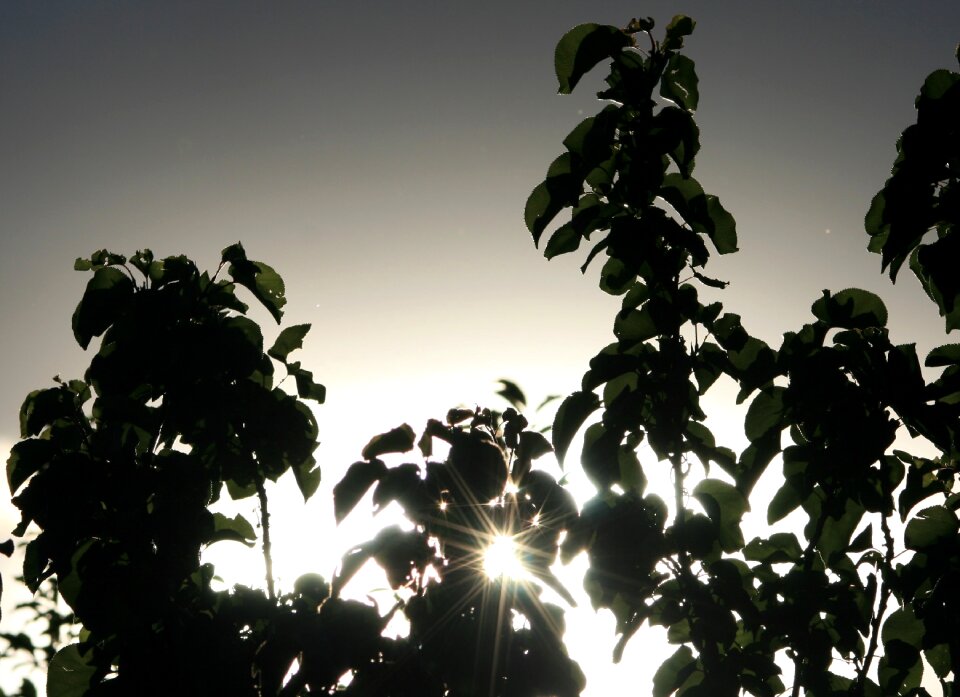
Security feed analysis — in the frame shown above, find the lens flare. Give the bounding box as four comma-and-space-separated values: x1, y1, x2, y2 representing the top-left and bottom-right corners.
482, 534, 524, 579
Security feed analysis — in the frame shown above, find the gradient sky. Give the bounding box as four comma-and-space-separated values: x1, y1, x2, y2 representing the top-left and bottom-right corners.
2, 1, 959, 693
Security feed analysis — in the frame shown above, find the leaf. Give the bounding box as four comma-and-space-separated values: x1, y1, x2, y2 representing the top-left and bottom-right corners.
361, 424, 416, 460
663, 15, 696, 51
882, 606, 925, 648
210, 512, 257, 546
744, 387, 786, 441
333, 460, 388, 523
904, 506, 958, 550
268, 324, 311, 363
767, 480, 803, 525
660, 54, 699, 111
287, 362, 327, 403
291, 457, 322, 502
847, 524, 873, 553
7, 438, 56, 494
692, 478, 749, 552
526, 153, 585, 244
925, 343, 960, 367
518, 431, 553, 461
811, 288, 888, 329
554, 24, 632, 94
224, 243, 287, 323
71, 266, 135, 349
552, 391, 601, 466
18, 387, 74, 439
496, 379, 527, 410
47, 644, 98, 697
743, 532, 803, 563
652, 645, 696, 697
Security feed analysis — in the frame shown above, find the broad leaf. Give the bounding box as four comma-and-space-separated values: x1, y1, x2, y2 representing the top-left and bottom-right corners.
334, 460, 388, 523
71, 266, 135, 349
652, 645, 696, 697
361, 424, 416, 460
210, 512, 257, 547
904, 506, 958, 549
811, 288, 888, 329
269, 324, 311, 363
660, 54, 699, 111
47, 644, 98, 697
552, 391, 601, 466
555, 24, 632, 94
692, 478, 749, 551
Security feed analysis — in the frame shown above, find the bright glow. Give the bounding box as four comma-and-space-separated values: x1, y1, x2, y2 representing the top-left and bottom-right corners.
482, 534, 524, 579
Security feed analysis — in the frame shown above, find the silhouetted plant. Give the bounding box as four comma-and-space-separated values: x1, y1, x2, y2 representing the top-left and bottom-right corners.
3, 13, 960, 697
528, 15, 959, 697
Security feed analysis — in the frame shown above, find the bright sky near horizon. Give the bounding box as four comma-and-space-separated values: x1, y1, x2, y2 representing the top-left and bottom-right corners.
2, 1, 959, 694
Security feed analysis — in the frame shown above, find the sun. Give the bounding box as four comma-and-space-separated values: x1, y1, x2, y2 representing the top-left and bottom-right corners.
482, 533, 525, 580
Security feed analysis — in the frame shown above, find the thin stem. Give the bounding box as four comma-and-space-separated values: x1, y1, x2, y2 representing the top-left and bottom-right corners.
856, 508, 896, 694
791, 503, 829, 697
256, 477, 276, 601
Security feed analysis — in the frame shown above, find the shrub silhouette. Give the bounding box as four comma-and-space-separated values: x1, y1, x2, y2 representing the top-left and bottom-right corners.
3, 14, 959, 697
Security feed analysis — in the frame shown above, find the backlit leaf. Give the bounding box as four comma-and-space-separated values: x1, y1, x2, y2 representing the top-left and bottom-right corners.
334, 460, 388, 523
47, 644, 98, 697
269, 324, 311, 363
361, 424, 416, 460
552, 391, 601, 466
555, 24, 631, 94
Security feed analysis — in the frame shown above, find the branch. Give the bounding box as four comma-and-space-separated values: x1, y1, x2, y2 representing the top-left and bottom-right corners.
256, 477, 276, 601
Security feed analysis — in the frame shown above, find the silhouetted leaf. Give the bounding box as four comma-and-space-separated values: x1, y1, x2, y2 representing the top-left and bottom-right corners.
71, 266, 135, 349
18, 387, 74, 439
662, 15, 695, 51
334, 460, 388, 523
526, 153, 586, 245
47, 644, 97, 697
925, 343, 960, 367
904, 506, 958, 549
287, 362, 327, 403
744, 387, 785, 441
660, 54, 699, 111
555, 24, 631, 94
692, 478, 749, 551
552, 391, 601, 466
210, 512, 257, 547
496, 379, 527, 410
292, 457, 322, 502
223, 243, 287, 323
767, 481, 803, 525
811, 288, 888, 329
361, 424, 416, 460
269, 324, 311, 363
653, 645, 696, 697
743, 532, 803, 563
6, 438, 56, 494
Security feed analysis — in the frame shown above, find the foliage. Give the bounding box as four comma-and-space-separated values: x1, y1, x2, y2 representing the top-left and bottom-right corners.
527, 16, 960, 697
2, 13, 959, 697
2, 242, 582, 696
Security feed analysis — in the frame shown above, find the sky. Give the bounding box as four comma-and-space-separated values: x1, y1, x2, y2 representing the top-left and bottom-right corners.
2, 0, 960, 693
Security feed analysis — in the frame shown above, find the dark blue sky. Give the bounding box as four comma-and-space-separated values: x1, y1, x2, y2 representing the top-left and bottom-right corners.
1, 2, 958, 690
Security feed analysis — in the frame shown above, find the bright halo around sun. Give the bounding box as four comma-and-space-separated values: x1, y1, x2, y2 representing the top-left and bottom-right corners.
482, 533, 525, 580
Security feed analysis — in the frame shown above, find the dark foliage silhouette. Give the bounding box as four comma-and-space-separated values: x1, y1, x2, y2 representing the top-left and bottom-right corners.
3, 14, 959, 697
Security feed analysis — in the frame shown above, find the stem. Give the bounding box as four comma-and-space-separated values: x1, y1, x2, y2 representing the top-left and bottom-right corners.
856, 505, 896, 693
791, 503, 829, 697
256, 477, 276, 601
